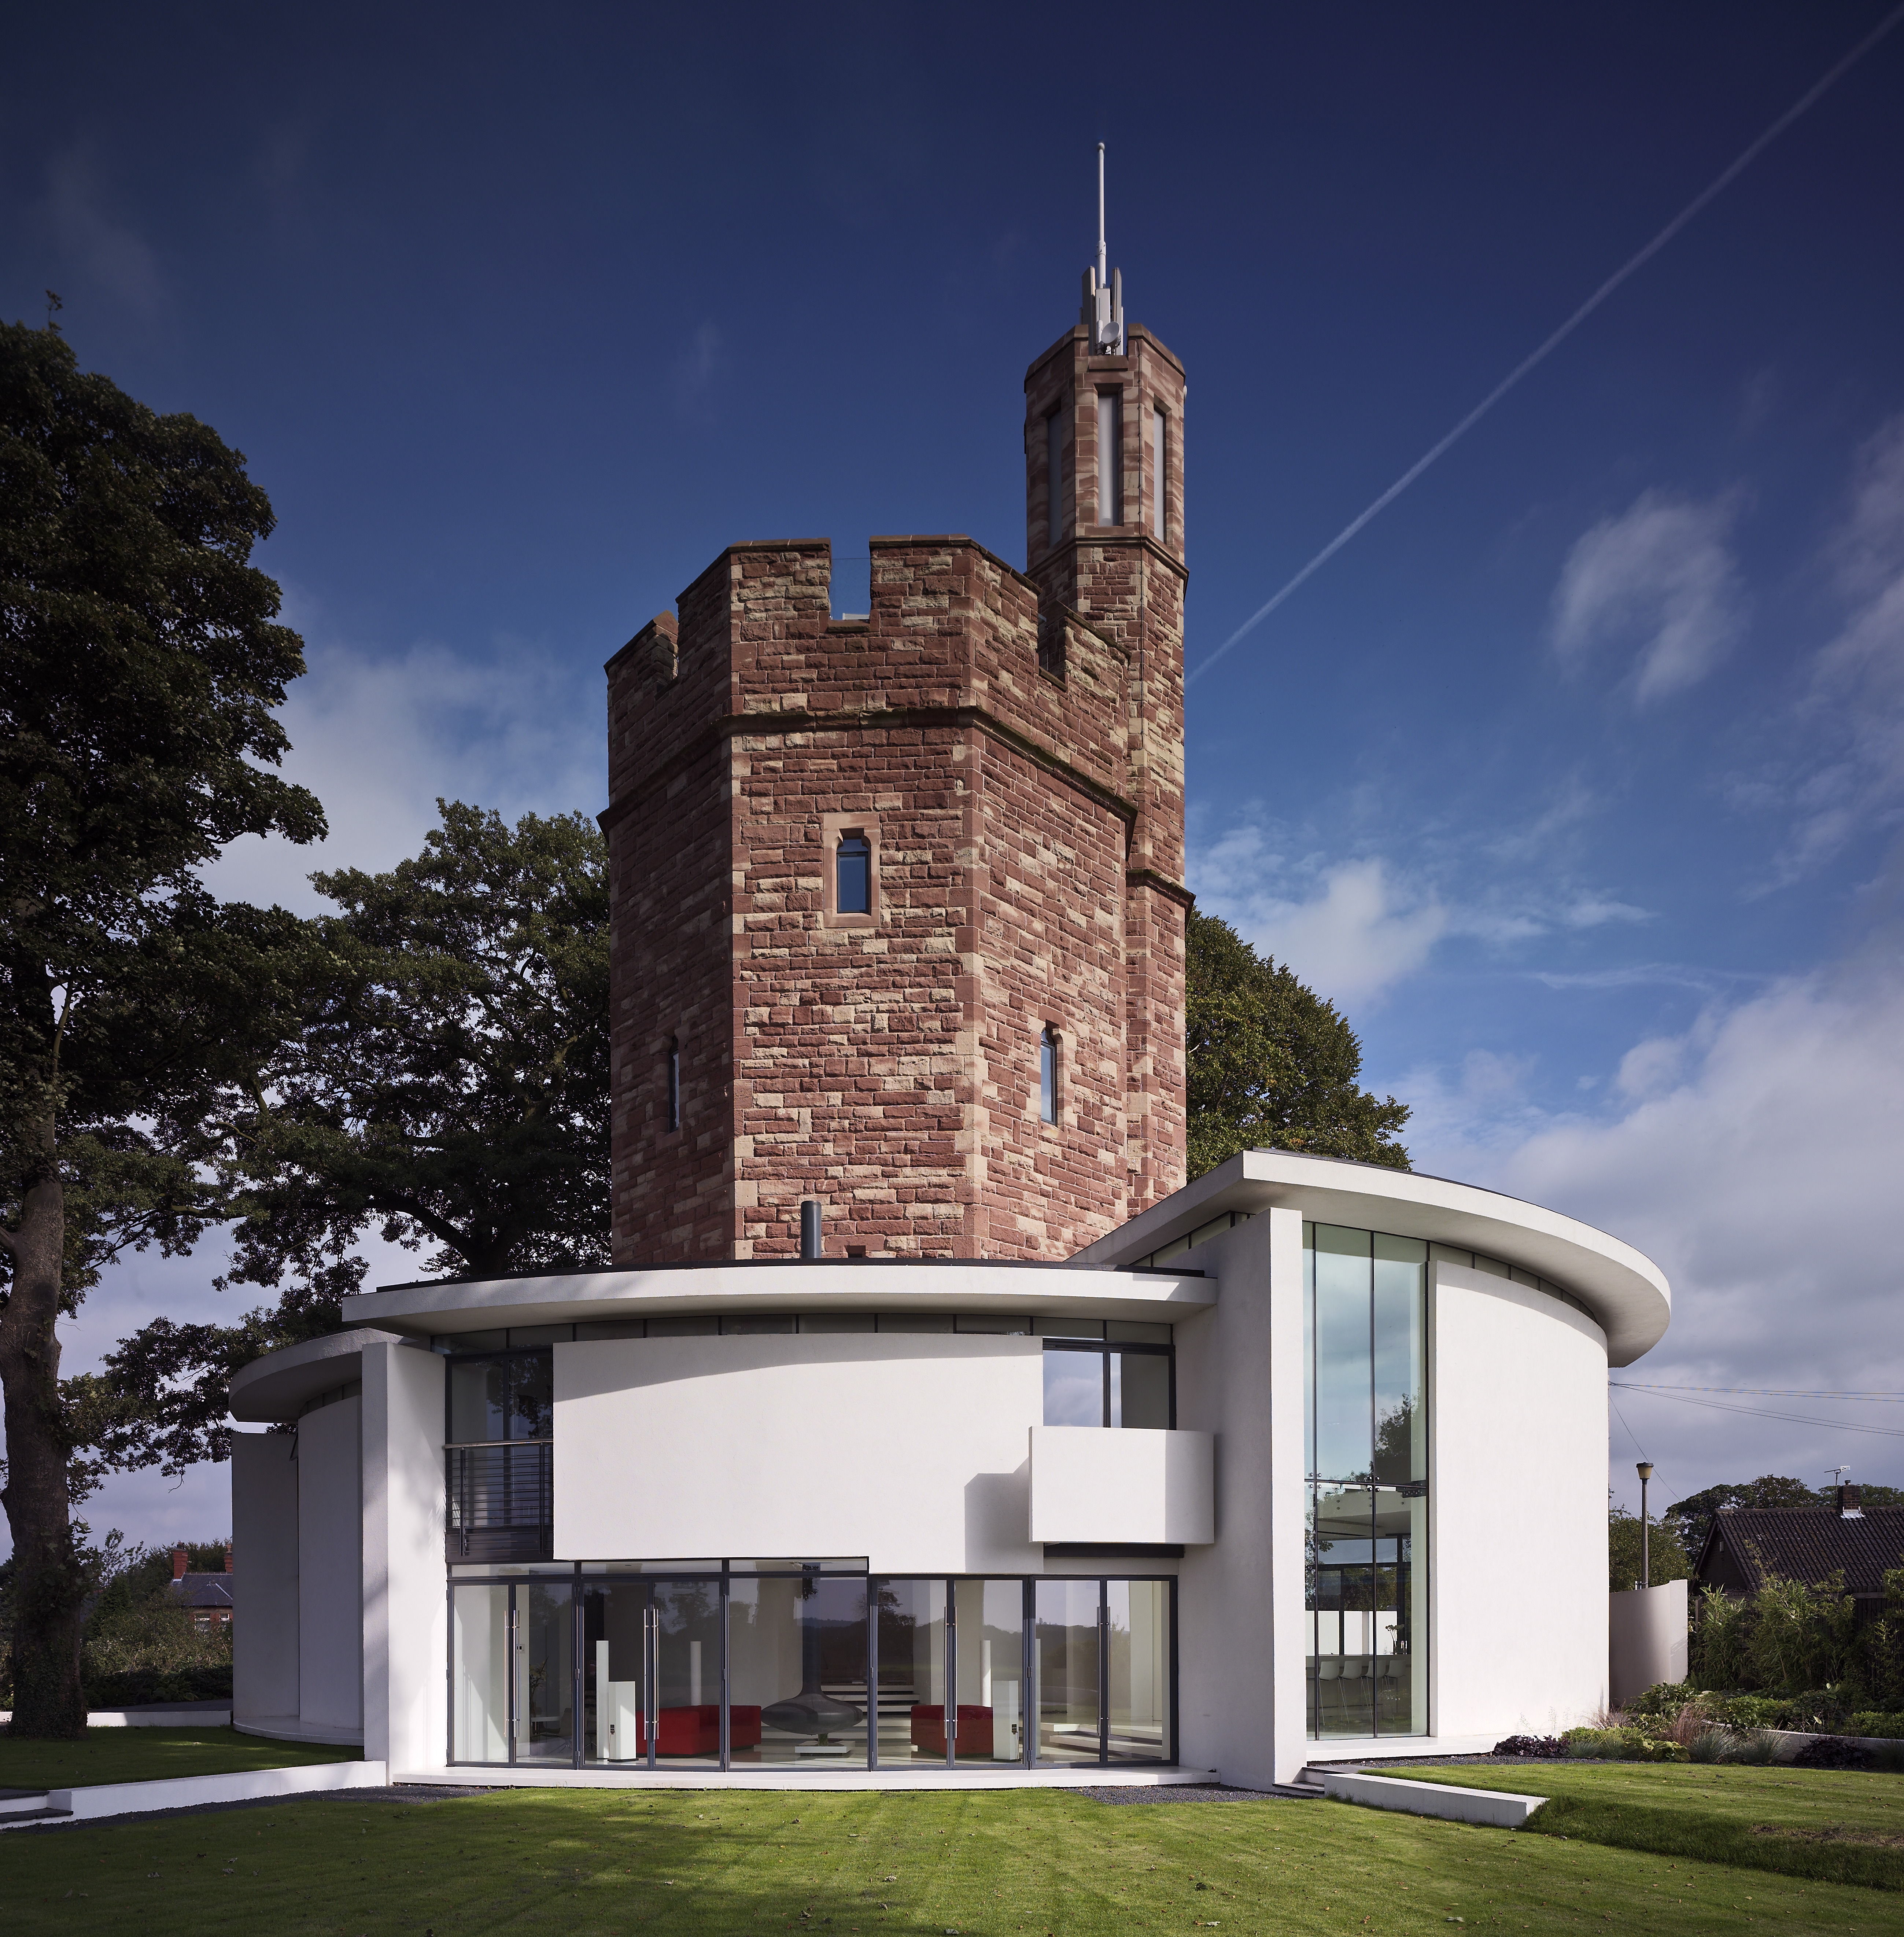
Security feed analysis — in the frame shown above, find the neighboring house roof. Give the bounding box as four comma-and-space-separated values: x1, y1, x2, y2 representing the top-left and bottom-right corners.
167, 1572, 235, 1610
1694, 1508, 1904, 1599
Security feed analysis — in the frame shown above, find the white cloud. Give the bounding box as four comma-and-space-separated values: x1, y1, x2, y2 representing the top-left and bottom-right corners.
207, 631, 603, 911
1550, 489, 1747, 703
1191, 837, 1449, 1005
1771, 415, 1904, 880
1561, 896, 1652, 929
1418, 952, 1904, 1506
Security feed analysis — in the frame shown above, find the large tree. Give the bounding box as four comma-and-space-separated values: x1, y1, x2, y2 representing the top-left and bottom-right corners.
0, 318, 322, 1734
98, 803, 611, 1473
1185, 910, 1411, 1177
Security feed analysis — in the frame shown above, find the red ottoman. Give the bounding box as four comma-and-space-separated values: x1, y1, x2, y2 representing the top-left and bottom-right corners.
908, 1704, 995, 1758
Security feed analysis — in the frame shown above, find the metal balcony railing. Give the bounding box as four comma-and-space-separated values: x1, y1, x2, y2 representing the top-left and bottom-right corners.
446, 1440, 553, 1562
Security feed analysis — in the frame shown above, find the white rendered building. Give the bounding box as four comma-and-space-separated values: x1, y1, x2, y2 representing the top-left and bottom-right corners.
228, 248, 1670, 1788
229, 1149, 1669, 1788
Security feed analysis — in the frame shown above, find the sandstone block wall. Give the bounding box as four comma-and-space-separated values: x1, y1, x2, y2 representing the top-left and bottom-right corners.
603, 321, 1190, 1260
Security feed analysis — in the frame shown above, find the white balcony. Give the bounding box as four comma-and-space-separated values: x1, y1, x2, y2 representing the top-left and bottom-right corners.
1027, 1426, 1214, 1546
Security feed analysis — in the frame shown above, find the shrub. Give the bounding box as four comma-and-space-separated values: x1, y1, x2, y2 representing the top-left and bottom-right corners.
1492, 1734, 1568, 1757
1746, 1576, 1857, 1693
1846, 1710, 1904, 1741
1562, 1726, 1688, 1763
1792, 1735, 1875, 1771
1691, 1583, 1750, 1690
1703, 1693, 1790, 1730
1625, 1680, 1697, 1720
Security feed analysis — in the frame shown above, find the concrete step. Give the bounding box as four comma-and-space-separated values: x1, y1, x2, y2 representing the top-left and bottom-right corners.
0, 1793, 71, 1828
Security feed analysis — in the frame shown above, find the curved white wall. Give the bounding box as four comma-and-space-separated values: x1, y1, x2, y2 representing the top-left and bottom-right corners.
1430, 1260, 1608, 1739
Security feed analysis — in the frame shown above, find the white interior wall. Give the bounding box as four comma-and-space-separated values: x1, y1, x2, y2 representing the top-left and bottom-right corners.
362, 1341, 446, 1770
231, 1431, 299, 1724
1431, 1261, 1609, 1738
296, 1396, 364, 1733
553, 1334, 1044, 1572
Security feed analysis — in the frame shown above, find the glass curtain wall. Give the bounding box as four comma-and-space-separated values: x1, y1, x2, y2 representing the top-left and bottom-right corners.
1305, 1223, 1428, 1739
579, 1574, 722, 1767
451, 1578, 574, 1763
876, 1579, 948, 1765
451, 1568, 1172, 1769
730, 1570, 870, 1767
953, 1579, 1028, 1764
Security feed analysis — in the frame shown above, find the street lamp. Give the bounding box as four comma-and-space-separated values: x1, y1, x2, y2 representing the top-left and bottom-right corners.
1636, 1461, 1654, 1590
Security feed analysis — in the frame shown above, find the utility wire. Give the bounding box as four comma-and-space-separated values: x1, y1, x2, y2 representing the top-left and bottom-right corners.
1616, 1381, 1904, 1404
1611, 1384, 1904, 1439
1185, 3, 1904, 689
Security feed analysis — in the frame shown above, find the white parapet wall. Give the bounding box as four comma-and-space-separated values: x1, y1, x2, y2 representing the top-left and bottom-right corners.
44, 1760, 388, 1825
1609, 1579, 1689, 1707
1027, 1426, 1213, 1546
1318, 1768, 1548, 1828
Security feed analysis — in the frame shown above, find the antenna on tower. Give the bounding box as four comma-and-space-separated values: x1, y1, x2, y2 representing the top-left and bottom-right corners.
1081, 142, 1125, 354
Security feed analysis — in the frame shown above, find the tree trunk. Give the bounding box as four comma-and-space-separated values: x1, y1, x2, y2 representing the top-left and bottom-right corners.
0, 1161, 86, 1738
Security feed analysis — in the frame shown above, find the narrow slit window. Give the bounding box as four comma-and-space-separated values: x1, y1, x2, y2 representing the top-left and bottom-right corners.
1045, 408, 1064, 553
836, 831, 871, 915
1040, 1025, 1059, 1125
1096, 391, 1122, 525
1151, 403, 1166, 540
666, 1036, 680, 1132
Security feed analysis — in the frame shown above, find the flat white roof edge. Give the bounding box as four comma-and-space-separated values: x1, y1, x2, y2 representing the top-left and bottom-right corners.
348, 1260, 1214, 1337
1072, 1149, 1670, 1366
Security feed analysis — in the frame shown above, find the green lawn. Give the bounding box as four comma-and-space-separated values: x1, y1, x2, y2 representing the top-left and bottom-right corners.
0, 1726, 357, 1794
1401, 1761, 1904, 1892
2, 1783, 1897, 1934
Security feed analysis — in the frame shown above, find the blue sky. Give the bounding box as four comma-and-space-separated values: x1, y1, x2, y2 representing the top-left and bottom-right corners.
5, 2, 1903, 1550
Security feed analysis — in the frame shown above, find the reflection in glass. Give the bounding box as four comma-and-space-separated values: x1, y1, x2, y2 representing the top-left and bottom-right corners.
1043, 1347, 1104, 1426
730, 1572, 868, 1768
1112, 1351, 1171, 1429
581, 1582, 646, 1764
655, 1580, 723, 1764
1034, 1579, 1102, 1763
953, 1579, 1026, 1763
451, 1584, 509, 1761
1305, 1223, 1427, 1739
516, 1580, 574, 1761
877, 1579, 947, 1764
1106, 1580, 1170, 1761
449, 1351, 553, 1444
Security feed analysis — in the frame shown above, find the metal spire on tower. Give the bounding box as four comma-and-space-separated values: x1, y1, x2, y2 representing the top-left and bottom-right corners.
1081, 142, 1125, 354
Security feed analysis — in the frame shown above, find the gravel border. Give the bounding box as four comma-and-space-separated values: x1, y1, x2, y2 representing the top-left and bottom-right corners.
1078, 1783, 1286, 1804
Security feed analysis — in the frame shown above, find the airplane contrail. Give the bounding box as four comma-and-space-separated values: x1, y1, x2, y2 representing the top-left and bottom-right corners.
1186, 4, 1904, 689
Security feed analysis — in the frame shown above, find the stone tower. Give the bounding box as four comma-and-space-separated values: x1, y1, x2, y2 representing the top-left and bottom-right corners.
602, 242, 1188, 1262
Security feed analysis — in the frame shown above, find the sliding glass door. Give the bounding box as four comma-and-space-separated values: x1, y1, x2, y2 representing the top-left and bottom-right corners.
453, 1566, 1173, 1770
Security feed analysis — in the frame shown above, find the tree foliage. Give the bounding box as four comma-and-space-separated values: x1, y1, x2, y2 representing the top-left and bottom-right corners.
0, 318, 322, 1735
99, 804, 610, 1472
1185, 910, 1410, 1177
1608, 1505, 1691, 1593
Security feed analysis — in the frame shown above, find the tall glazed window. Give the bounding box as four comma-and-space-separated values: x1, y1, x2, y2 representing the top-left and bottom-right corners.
1305, 1223, 1427, 1738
